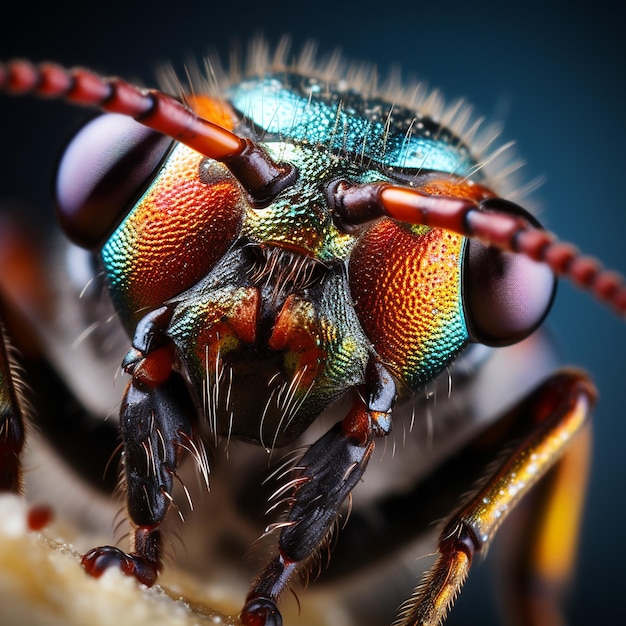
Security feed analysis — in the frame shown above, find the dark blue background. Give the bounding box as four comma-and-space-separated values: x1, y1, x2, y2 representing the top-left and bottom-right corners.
1, 1, 624, 624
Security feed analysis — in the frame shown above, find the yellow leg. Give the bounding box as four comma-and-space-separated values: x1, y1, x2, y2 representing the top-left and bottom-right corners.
497, 422, 592, 626
394, 369, 595, 626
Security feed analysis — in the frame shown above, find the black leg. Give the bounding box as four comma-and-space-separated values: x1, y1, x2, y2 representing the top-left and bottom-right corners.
241, 361, 398, 626
82, 371, 196, 585
241, 398, 386, 626
0, 319, 25, 493
82, 307, 197, 587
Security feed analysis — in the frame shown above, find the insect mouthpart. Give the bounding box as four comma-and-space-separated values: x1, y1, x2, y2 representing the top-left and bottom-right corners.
2, 45, 625, 626
245, 244, 329, 305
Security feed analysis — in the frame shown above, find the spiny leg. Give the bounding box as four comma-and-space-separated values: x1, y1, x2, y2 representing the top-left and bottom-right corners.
0, 316, 25, 493
241, 361, 396, 626
241, 402, 376, 626
394, 369, 595, 626
0, 213, 122, 492
82, 307, 196, 586
0, 214, 45, 494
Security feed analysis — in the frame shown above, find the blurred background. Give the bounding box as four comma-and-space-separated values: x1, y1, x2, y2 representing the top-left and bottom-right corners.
1, 1, 624, 624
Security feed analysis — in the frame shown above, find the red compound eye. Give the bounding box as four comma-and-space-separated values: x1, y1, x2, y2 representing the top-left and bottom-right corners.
55, 113, 173, 249
463, 201, 557, 347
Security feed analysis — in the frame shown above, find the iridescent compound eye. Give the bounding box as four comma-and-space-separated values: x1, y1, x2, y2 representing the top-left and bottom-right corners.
463, 200, 557, 347
55, 113, 173, 249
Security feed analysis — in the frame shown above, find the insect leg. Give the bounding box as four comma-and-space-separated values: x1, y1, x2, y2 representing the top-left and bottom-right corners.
497, 421, 592, 626
82, 307, 196, 587
240, 401, 375, 626
0, 214, 41, 494
394, 369, 595, 626
0, 318, 25, 493
241, 362, 396, 626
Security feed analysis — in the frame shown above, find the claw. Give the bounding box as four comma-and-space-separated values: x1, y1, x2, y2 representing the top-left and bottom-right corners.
81, 545, 159, 587
240, 597, 283, 626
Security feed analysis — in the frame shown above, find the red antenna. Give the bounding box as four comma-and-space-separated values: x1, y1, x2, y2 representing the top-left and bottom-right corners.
0, 60, 296, 204
1, 59, 625, 317
332, 182, 626, 316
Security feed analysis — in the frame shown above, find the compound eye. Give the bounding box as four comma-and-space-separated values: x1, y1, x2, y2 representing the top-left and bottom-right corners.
463, 203, 557, 347
55, 113, 173, 249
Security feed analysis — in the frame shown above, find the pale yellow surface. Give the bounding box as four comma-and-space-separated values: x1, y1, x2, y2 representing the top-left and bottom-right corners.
0, 494, 347, 626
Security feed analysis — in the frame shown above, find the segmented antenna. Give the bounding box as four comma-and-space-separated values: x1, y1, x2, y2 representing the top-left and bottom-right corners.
334, 182, 626, 316
2, 59, 625, 316
0, 60, 296, 204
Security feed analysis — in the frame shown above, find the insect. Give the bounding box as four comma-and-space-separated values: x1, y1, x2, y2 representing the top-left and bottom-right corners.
0, 42, 625, 625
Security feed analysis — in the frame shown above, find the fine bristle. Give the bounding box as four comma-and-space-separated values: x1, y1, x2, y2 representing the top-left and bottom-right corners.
158, 36, 530, 204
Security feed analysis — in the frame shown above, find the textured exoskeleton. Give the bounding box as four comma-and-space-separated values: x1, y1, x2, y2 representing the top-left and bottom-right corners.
1, 45, 624, 626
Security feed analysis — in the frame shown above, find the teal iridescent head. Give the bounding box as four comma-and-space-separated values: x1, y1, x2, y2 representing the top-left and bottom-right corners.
227, 72, 477, 173
50, 58, 556, 446
14, 51, 626, 626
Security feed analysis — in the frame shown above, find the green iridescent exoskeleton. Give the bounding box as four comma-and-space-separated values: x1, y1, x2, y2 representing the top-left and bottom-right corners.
100, 71, 475, 446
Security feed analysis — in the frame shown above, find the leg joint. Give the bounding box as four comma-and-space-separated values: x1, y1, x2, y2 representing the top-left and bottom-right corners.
440, 519, 480, 562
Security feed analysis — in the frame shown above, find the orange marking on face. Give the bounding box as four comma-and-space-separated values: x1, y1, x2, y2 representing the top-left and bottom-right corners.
419, 178, 495, 202
195, 288, 260, 367
187, 94, 237, 131
269, 295, 325, 387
